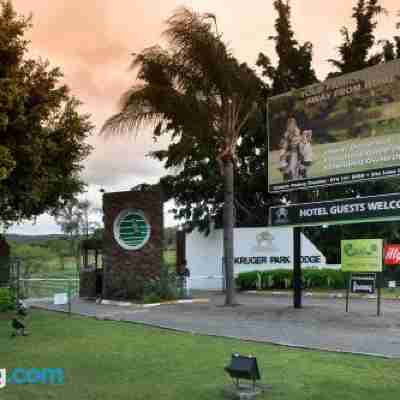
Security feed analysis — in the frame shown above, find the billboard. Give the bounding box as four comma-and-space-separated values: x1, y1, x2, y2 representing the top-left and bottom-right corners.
384, 244, 400, 265
341, 239, 383, 272
268, 59, 400, 192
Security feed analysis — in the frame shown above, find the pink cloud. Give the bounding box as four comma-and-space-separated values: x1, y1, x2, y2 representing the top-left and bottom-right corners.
7, 0, 400, 233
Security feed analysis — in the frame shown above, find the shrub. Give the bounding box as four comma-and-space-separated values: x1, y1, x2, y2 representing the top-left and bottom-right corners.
143, 292, 162, 304
235, 272, 259, 291
236, 269, 347, 291
0, 287, 15, 312
143, 264, 179, 303
265, 269, 292, 289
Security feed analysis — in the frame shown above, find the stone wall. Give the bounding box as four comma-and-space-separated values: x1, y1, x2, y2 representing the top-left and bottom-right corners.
102, 190, 163, 300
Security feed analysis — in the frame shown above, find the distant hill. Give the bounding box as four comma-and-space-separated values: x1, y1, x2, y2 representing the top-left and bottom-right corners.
4, 227, 177, 245
4, 234, 67, 244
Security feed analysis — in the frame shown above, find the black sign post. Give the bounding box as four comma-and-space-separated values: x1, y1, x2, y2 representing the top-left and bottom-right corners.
347, 273, 380, 316
346, 273, 351, 313
293, 227, 302, 309
377, 272, 382, 317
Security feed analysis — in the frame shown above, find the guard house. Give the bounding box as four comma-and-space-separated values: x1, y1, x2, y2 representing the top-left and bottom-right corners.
79, 238, 103, 299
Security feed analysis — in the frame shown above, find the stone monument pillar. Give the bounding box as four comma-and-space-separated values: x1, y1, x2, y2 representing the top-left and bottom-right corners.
102, 190, 163, 300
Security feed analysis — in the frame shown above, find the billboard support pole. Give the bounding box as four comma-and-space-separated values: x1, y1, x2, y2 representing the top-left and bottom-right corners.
377, 272, 381, 317
346, 273, 351, 313
293, 226, 302, 309
377, 240, 386, 316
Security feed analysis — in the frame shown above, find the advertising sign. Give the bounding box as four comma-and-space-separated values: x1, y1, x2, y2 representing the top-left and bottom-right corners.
384, 244, 400, 265
268, 59, 400, 192
351, 275, 376, 294
341, 239, 383, 272
270, 192, 400, 227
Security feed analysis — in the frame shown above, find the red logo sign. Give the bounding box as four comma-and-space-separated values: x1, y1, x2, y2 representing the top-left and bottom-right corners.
384, 245, 400, 265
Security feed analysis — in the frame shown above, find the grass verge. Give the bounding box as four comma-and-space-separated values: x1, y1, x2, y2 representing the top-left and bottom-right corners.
1, 310, 399, 399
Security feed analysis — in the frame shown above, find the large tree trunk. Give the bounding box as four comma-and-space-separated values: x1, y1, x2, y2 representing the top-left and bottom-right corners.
223, 159, 236, 306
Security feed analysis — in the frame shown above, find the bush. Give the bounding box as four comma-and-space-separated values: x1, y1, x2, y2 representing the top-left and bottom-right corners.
236, 269, 347, 291
235, 271, 259, 291
0, 287, 15, 312
10, 242, 57, 276
143, 264, 179, 303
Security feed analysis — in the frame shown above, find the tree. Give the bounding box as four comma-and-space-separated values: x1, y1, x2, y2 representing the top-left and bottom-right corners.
323, 1, 398, 200
256, 0, 318, 207
54, 199, 82, 259
9, 241, 56, 277
102, 7, 263, 305
161, 0, 318, 235
0, 1, 92, 225
164, 227, 177, 249
307, 5, 400, 262
381, 11, 400, 62
78, 199, 101, 238
54, 198, 97, 269
47, 239, 70, 271
0, 145, 15, 181
328, 0, 385, 76
257, 0, 318, 95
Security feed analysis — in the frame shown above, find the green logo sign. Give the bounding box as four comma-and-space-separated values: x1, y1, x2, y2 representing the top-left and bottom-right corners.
113, 210, 151, 251
341, 239, 383, 272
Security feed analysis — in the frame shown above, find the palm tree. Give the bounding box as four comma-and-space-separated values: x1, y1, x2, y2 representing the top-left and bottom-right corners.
101, 7, 262, 306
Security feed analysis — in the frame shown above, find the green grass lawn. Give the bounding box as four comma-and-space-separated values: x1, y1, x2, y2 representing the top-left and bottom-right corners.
1, 310, 400, 399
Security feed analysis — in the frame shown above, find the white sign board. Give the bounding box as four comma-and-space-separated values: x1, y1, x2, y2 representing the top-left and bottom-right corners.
54, 293, 68, 305
186, 227, 326, 290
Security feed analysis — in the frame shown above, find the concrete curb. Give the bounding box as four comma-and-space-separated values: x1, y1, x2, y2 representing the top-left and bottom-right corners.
100, 298, 209, 308
244, 291, 400, 301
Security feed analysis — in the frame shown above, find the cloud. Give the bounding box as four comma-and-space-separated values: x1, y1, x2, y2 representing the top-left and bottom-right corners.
8, 0, 400, 234
8, 214, 63, 235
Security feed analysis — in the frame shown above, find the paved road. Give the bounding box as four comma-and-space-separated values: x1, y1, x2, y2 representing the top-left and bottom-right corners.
31, 293, 400, 358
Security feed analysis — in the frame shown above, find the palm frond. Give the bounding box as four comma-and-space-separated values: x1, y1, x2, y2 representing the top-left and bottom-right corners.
101, 109, 163, 137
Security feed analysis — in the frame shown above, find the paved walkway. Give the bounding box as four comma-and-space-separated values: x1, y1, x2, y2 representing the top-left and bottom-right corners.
30, 293, 400, 358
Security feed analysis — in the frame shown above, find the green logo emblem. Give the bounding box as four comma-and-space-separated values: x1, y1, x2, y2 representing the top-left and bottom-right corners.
114, 210, 151, 250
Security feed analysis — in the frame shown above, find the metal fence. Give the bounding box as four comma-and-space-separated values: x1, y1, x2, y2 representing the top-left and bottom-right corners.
8, 257, 80, 315
18, 278, 79, 305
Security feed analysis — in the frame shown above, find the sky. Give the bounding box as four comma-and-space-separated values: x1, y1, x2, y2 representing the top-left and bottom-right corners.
7, 0, 400, 235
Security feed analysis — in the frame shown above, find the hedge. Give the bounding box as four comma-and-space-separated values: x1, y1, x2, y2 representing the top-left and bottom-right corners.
236, 269, 347, 291
0, 287, 15, 312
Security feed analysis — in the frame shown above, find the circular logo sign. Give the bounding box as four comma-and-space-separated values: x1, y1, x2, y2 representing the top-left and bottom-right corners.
113, 210, 151, 251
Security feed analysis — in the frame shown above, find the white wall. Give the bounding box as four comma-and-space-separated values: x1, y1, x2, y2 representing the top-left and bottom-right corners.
186, 228, 223, 290
186, 227, 326, 290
